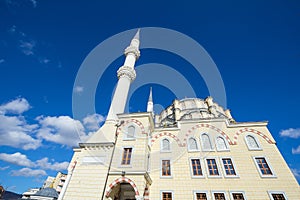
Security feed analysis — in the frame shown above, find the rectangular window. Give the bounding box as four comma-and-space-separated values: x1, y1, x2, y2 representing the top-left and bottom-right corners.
162, 192, 172, 200
222, 158, 236, 176
271, 194, 286, 200
207, 159, 219, 176
162, 160, 171, 176
232, 193, 245, 200
191, 159, 203, 176
255, 157, 272, 175
214, 193, 226, 200
196, 193, 207, 200
121, 148, 132, 165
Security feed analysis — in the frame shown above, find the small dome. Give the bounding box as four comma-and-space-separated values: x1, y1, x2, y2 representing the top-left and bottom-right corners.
34, 187, 58, 198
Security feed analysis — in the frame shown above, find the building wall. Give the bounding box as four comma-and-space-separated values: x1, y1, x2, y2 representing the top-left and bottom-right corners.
62, 113, 299, 200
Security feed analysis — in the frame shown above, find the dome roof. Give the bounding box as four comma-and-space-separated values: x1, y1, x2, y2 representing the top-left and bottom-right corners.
34, 187, 58, 198
155, 97, 234, 127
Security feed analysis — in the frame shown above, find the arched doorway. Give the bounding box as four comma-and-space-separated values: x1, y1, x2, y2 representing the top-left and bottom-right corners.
108, 183, 136, 200
106, 177, 139, 200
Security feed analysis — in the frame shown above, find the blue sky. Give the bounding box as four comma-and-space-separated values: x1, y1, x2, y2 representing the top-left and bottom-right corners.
0, 0, 300, 194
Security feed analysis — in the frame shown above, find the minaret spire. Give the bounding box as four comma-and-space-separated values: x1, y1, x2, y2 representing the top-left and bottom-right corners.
147, 87, 154, 115
106, 29, 140, 122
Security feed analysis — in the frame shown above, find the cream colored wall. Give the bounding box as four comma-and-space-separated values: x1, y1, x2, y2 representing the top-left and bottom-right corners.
62, 146, 114, 200
62, 114, 299, 200
149, 120, 300, 200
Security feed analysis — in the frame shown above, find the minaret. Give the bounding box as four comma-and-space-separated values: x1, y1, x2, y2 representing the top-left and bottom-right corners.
106, 29, 140, 122
147, 87, 154, 115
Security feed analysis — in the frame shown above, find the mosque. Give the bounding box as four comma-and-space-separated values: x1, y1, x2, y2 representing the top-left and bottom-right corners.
58, 30, 299, 200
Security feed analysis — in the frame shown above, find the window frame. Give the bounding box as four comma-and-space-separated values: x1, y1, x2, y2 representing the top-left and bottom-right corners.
123, 124, 136, 141
253, 156, 276, 178
200, 133, 214, 152
229, 191, 247, 200
188, 137, 200, 152
189, 157, 205, 178
205, 157, 222, 178
267, 191, 287, 200
244, 134, 262, 151
160, 158, 172, 178
215, 135, 230, 152
120, 146, 134, 168
161, 190, 174, 200
220, 157, 239, 178
194, 190, 210, 200
212, 191, 228, 200
161, 138, 171, 153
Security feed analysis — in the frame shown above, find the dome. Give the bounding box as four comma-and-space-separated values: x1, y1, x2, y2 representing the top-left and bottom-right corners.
155, 97, 234, 127
34, 187, 58, 198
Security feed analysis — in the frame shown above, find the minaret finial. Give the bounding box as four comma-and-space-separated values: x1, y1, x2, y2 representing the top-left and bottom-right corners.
148, 87, 153, 102
147, 87, 154, 115
124, 29, 140, 59
133, 28, 140, 40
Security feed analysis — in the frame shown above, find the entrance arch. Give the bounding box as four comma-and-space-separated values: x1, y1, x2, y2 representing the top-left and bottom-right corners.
105, 177, 139, 200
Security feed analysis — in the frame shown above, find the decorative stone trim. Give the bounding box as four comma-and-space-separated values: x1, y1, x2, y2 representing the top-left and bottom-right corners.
117, 119, 147, 135
117, 65, 136, 81
124, 45, 140, 59
105, 176, 139, 197
233, 128, 274, 144
151, 132, 183, 147
117, 118, 147, 136
143, 186, 150, 200
185, 123, 233, 145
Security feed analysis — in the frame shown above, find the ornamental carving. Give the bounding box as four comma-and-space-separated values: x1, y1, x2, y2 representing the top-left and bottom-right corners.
117, 65, 136, 81
124, 45, 140, 59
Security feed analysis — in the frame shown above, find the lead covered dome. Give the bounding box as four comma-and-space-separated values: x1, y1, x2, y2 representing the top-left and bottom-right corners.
155, 97, 235, 127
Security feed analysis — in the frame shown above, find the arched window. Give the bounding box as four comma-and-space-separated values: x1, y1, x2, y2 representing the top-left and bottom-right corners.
161, 138, 171, 152
188, 137, 198, 151
201, 134, 213, 151
126, 125, 135, 139
216, 136, 228, 151
246, 135, 260, 150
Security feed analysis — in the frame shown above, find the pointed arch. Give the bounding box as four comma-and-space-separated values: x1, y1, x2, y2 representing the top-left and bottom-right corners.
216, 136, 229, 151
117, 119, 147, 136
201, 133, 213, 150
188, 137, 198, 151
161, 138, 171, 151
183, 123, 233, 146
105, 177, 139, 197
151, 132, 183, 147
127, 125, 135, 138
233, 128, 274, 144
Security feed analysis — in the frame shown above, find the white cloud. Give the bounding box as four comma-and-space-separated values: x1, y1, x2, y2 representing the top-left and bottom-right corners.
0, 97, 31, 114
39, 58, 50, 64
0, 152, 34, 167
83, 114, 105, 131
0, 115, 41, 150
36, 115, 88, 147
11, 168, 46, 177
0, 152, 69, 172
5, 0, 37, 8
291, 168, 300, 178
29, 0, 37, 7
292, 145, 300, 154
280, 128, 300, 139
19, 40, 36, 56
0, 59, 5, 64
36, 158, 69, 171
74, 86, 84, 94
0, 166, 10, 170
0, 98, 102, 149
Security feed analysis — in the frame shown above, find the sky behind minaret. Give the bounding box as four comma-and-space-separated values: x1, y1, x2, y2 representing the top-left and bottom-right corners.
0, 0, 300, 194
